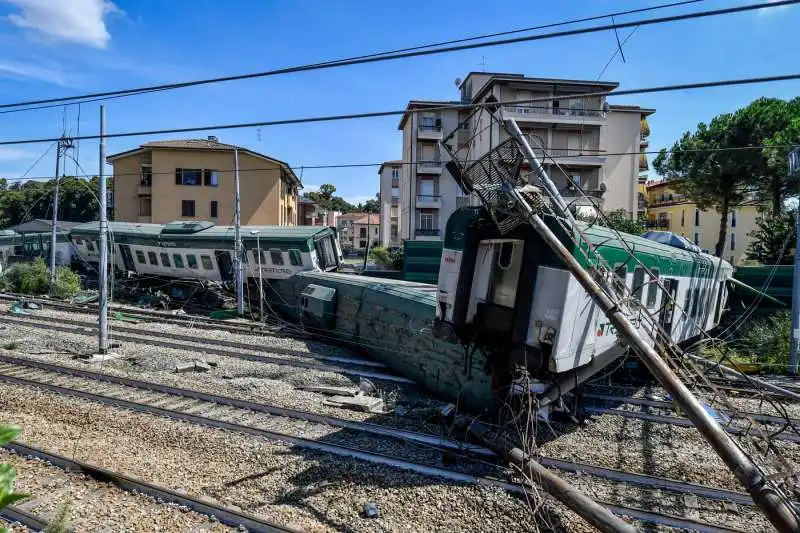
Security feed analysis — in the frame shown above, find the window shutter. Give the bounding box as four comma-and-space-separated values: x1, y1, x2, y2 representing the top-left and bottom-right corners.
175, 169, 182, 185
203, 169, 211, 186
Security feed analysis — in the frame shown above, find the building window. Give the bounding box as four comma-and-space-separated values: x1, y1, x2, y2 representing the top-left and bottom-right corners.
731, 210, 737, 228
730, 233, 735, 251
182, 200, 195, 217
186, 254, 198, 269
289, 249, 302, 266
210, 201, 218, 218
391, 167, 400, 179
175, 168, 202, 186
730, 255, 734, 263
140, 166, 152, 186
147, 251, 158, 265
160, 253, 171, 267
135, 250, 146, 264
390, 206, 398, 217
360, 240, 367, 248
139, 198, 152, 217
173, 254, 185, 268
420, 212, 434, 230
680, 209, 685, 227
694, 232, 699, 245
694, 208, 700, 226
203, 170, 219, 187
201, 255, 213, 270
270, 249, 284, 265
391, 187, 400, 198
86, 241, 95, 252
360, 227, 367, 238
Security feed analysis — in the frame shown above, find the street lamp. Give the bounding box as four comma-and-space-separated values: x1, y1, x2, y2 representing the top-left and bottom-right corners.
250, 229, 264, 321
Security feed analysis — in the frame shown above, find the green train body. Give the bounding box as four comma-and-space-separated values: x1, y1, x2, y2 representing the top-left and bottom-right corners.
0, 230, 75, 272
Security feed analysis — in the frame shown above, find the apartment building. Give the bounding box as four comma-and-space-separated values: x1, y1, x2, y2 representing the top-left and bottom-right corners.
384, 72, 654, 242
108, 137, 301, 225
645, 180, 766, 265
378, 161, 402, 245
337, 213, 380, 252
298, 195, 341, 227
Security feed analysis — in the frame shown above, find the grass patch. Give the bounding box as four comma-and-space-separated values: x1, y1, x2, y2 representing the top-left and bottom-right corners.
2, 341, 18, 350
702, 311, 791, 374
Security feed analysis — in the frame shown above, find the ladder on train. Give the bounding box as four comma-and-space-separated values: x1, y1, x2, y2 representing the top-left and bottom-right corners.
440, 113, 800, 532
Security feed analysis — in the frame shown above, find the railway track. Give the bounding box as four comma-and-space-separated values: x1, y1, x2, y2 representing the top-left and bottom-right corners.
0, 352, 758, 531
0, 505, 50, 531
1, 312, 413, 384
2, 441, 297, 533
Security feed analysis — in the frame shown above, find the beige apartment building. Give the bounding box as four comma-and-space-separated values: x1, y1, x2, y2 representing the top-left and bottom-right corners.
337, 213, 380, 252
381, 72, 653, 242
378, 160, 402, 246
108, 137, 301, 225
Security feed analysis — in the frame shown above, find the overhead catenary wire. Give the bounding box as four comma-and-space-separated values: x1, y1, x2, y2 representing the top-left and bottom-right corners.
0, 0, 789, 112
2, 72, 800, 148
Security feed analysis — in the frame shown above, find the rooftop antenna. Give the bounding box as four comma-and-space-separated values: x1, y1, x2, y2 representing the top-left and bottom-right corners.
478, 56, 488, 72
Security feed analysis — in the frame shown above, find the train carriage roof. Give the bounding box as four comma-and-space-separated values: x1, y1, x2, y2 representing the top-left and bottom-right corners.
70, 221, 334, 250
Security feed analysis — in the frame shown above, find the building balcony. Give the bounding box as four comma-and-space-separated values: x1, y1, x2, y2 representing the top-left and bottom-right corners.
456, 196, 472, 209
503, 105, 606, 125
391, 178, 400, 187
648, 196, 689, 208
415, 228, 440, 237
416, 195, 441, 208
646, 219, 671, 230
391, 196, 399, 206
532, 147, 606, 166
417, 160, 443, 175
417, 125, 443, 141
137, 183, 152, 196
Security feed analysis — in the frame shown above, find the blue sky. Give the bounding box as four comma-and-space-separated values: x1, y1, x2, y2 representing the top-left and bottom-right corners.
0, 0, 797, 206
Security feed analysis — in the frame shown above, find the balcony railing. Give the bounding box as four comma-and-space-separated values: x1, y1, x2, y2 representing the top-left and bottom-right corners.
415, 228, 440, 237
560, 187, 604, 198
137, 181, 152, 196
416, 194, 441, 205
503, 105, 607, 119
418, 125, 442, 132
648, 196, 688, 207
418, 160, 442, 168
646, 220, 671, 229
391, 196, 399, 206
391, 178, 399, 187
456, 196, 472, 208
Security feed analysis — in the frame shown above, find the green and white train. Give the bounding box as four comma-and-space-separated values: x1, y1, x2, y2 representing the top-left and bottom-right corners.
69, 220, 342, 281
433, 207, 733, 411
0, 230, 76, 273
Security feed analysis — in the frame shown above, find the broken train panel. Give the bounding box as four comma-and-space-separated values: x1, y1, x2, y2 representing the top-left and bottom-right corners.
434, 206, 733, 415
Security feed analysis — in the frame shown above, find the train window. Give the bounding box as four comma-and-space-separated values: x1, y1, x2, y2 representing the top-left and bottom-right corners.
684, 288, 692, 319
698, 288, 707, 320
497, 242, 514, 270
289, 249, 303, 266
258, 249, 267, 265
160, 253, 171, 267
613, 264, 627, 295
201, 255, 213, 270
632, 267, 645, 301
187, 254, 199, 269
270, 249, 284, 265
135, 250, 146, 264
173, 254, 185, 268
147, 251, 158, 265
646, 268, 660, 308
86, 241, 95, 252
691, 288, 700, 317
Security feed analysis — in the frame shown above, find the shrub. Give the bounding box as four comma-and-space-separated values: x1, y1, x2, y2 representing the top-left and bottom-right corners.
0, 424, 27, 533
704, 311, 792, 373
369, 246, 403, 270
0, 259, 81, 299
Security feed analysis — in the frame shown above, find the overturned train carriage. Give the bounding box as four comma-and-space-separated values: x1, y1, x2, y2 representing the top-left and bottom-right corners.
433, 207, 733, 414
0, 230, 76, 273
69, 220, 342, 282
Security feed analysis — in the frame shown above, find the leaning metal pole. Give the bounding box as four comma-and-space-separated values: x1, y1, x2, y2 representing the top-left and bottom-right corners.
233, 148, 244, 317
506, 190, 799, 532
97, 105, 109, 354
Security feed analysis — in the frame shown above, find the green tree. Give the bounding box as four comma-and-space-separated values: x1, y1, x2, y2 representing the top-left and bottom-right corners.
653, 113, 754, 257
579, 209, 646, 235
746, 209, 796, 264
358, 198, 380, 213
305, 183, 356, 213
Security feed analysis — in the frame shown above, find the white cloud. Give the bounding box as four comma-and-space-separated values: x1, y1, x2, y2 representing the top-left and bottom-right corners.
0, 59, 71, 85
4, 0, 121, 48
759, 0, 792, 16
0, 147, 36, 162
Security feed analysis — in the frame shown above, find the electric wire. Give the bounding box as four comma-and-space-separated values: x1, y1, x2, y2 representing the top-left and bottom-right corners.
0, 0, 787, 112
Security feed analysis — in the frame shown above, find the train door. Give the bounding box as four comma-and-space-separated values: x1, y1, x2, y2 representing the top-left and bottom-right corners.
118, 244, 136, 272
215, 251, 233, 281
658, 278, 678, 334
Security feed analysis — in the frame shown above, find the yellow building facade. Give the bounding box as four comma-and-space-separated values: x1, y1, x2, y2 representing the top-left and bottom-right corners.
645, 180, 766, 265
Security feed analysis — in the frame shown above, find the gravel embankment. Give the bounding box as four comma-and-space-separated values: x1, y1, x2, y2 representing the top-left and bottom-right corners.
0, 450, 234, 532
0, 381, 564, 533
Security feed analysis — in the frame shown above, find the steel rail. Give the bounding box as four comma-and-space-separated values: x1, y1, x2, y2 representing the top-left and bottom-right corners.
1, 313, 412, 384
584, 406, 800, 444
0, 352, 758, 508
0, 368, 752, 532
6, 310, 387, 369
584, 392, 800, 427
0, 506, 50, 531
3, 441, 298, 533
